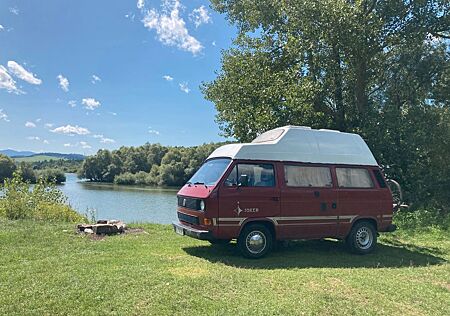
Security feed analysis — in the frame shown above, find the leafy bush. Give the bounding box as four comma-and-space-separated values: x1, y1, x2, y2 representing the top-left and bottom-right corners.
394, 208, 450, 231
0, 172, 84, 222
114, 172, 136, 185
36, 169, 66, 184
0, 154, 16, 183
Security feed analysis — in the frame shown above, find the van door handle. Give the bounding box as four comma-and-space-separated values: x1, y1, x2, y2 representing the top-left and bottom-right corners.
271, 197, 280, 201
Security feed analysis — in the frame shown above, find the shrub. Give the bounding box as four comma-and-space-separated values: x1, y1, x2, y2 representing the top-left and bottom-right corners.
114, 172, 136, 185
0, 172, 84, 222
36, 169, 66, 184
394, 208, 450, 231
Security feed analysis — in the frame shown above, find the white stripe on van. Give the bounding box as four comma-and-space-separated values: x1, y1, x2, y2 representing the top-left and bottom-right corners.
214, 215, 358, 226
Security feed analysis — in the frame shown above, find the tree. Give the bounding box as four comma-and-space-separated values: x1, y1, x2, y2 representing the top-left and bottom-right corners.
203, 0, 449, 211
0, 154, 16, 183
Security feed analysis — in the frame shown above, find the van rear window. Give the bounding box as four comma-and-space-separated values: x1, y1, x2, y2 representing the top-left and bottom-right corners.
373, 169, 387, 188
336, 168, 374, 188
284, 165, 332, 187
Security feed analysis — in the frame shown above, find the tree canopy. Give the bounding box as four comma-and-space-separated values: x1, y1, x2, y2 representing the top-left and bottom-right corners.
203, 0, 449, 211
78, 143, 225, 187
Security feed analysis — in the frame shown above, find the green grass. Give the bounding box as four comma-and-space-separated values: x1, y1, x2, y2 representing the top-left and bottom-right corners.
1, 221, 449, 315
14, 155, 64, 162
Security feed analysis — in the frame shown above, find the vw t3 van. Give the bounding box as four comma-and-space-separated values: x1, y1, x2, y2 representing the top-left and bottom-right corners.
173, 126, 397, 258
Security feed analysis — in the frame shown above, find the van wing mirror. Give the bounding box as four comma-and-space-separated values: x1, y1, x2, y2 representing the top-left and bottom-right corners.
238, 174, 249, 187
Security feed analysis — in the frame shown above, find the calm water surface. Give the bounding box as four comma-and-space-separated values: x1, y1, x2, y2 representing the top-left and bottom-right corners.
59, 174, 178, 223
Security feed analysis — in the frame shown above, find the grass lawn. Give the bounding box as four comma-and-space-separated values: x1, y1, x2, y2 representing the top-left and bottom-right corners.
1, 220, 449, 315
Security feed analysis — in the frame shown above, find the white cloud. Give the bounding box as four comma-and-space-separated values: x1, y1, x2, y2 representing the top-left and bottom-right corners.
137, 0, 145, 10
125, 13, 136, 21
0, 109, 10, 122
179, 81, 190, 93
25, 121, 36, 128
108, 111, 117, 116
212, 41, 216, 46
142, 0, 203, 55
93, 134, 115, 144
190, 5, 212, 28
27, 136, 40, 141
0, 25, 4, 31
57, 74, 69, 92
43, 140, 49, 144
148, 127, 160, 135
0, 65, 20, 93
100, 137, 116, 144
36, 118, 42, 122
68, 100, 77, 108
163, 75, 174, 81
80, 141, 91, 149
9, 7, 19, 15
82, 98, 101, 110
7, 61, 42, 85
91, 74, 101, 84
63, 143, 73, 147
51, 124, 91, 136
44, 123, 54, 128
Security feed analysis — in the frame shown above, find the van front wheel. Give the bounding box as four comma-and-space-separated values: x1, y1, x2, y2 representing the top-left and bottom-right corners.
238, 224, 273, 259
346, 221, 377, 254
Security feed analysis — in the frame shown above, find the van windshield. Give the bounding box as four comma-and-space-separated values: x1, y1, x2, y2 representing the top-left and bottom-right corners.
188, 158, 231, 186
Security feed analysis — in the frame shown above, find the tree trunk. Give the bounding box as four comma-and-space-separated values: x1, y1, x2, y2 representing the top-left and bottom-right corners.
333, 46, 345, 130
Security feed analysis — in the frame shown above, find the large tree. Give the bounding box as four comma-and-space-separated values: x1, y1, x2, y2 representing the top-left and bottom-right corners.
203, 0, 449, 209
0, 154, 16, 183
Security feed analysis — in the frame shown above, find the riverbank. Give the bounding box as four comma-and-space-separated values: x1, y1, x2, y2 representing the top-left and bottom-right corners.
1, 220, 449, 315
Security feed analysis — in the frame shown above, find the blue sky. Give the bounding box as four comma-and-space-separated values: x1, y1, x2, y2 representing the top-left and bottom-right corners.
0, 0, 236, 154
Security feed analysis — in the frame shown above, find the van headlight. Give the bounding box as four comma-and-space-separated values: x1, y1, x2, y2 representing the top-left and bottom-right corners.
200, 200, 205, 211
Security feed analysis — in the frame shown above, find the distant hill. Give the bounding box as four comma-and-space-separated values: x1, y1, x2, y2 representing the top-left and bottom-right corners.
1, 149, 85, 161
0, 149, 36, 157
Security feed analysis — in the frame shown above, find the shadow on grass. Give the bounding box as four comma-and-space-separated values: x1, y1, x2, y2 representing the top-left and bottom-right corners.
183, 239, 447, 269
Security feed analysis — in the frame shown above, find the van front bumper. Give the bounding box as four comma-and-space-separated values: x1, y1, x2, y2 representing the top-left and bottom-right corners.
172, 221, 212, 240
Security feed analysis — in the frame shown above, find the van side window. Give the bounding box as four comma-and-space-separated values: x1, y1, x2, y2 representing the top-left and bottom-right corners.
372, 169, 387, 188
284, 165, 332, 187
224, 164, 275, 187
336, 168, 374, 188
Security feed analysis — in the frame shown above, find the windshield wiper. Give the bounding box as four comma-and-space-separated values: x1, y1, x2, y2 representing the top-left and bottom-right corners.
194, 181, 208, 188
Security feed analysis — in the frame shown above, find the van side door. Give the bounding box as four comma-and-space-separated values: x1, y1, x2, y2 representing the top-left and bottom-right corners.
335, 167, 379, 237
217, 162, 280, 238
278, 164, 339, 239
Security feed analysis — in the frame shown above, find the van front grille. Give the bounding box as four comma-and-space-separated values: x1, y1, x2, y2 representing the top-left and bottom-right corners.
177, 212, 199, 225
177, 196, 200, 210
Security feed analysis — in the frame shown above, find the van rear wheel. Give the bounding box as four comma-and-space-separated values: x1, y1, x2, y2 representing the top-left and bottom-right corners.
238, 224, 273, 259
346, 221, 377, 254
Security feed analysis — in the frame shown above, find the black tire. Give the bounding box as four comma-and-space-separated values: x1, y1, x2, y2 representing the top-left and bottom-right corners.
208, 239, 231, 245
238, 224, 273, 259
346, 221, 377, 254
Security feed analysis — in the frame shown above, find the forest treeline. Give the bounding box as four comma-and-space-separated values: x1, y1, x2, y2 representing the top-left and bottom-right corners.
77, 143, 226, 186
0, 154, 69, 184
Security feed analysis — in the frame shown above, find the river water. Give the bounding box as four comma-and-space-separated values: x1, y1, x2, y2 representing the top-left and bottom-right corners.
59, 174, 178, 224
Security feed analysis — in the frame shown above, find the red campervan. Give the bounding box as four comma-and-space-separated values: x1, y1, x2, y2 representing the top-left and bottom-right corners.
173, 126, 398, 258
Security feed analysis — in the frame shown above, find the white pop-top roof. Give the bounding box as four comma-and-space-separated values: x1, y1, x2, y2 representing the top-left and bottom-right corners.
208, 126, 378, 166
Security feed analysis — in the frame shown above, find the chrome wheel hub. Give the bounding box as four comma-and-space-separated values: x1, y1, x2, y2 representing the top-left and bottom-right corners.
246, 231, 266, 254
355, 227, 373, 250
